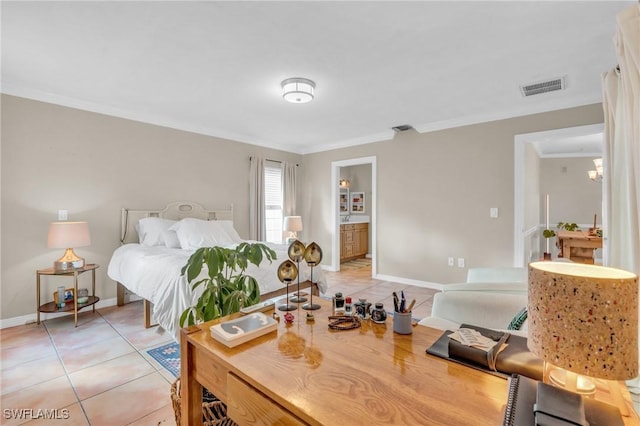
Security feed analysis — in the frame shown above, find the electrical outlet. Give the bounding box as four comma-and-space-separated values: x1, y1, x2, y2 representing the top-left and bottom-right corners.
58, 210, 68, 221
448, 257, 454, 266
490, 207, 498, 218
457, 258, 465, 268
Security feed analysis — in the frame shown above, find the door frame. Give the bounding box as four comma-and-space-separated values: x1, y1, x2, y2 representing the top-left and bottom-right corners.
331, 156, 377, 275
513, 123, 604, 266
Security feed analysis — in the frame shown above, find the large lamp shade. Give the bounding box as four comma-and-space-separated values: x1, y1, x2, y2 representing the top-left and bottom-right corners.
528, 261, 638, 381
47, 222, 91, 270
283, 216, 303, 244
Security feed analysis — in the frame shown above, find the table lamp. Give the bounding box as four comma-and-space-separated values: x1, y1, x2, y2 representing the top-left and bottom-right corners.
528, 261, 638, 413
283, 216, 303, 245
47, 221, 91, 271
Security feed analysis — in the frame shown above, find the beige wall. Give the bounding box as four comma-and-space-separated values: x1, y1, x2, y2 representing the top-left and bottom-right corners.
301, 104, 604, 284
1, 95, 604, 322
1, 95, 302, 320
540, 157, 603, 226
539, 156, 603, 258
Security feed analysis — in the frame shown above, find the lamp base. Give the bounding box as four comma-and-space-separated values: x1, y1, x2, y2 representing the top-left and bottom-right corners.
54, 248, 85, 271
277, 303, 297, 312
545, 363, 596, 396
302, 303, 321, 311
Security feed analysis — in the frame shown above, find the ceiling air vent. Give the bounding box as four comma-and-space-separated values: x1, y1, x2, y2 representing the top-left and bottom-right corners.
391, 124, 413, 132
520, 76, 566, 97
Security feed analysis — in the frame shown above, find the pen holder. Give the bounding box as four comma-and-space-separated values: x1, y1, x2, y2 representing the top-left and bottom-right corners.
393, 311, 412, 335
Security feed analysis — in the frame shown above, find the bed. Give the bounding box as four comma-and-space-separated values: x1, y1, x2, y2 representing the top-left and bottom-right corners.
107, 201, 326, 340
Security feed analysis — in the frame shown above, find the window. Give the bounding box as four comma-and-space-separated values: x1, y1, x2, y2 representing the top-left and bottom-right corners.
264, 162, 283, 244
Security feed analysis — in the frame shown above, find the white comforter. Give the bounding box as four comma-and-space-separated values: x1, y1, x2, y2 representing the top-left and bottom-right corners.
107, 242, 327, 340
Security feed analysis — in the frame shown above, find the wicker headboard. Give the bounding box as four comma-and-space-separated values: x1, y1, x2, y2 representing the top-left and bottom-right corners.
120, 201, 234, 244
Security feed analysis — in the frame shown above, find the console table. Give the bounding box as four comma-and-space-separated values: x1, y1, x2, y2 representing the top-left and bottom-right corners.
557, 230, 603, 264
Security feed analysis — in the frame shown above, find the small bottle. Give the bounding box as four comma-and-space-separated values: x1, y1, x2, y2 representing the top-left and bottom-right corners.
57, 286, 65, 309
345, 297, 352, 315
371, 302, 387, 323
334, 292, 345, 315
356, 298, 370, 319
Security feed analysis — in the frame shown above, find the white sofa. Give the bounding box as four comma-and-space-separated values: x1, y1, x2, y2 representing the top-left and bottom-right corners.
418, 267, 528, 334
418, 291, 527, 334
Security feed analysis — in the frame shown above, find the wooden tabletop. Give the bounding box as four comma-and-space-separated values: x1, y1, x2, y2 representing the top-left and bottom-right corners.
36, 263, 99, 275
556, 230, 602, 241
182, 298, 511, 425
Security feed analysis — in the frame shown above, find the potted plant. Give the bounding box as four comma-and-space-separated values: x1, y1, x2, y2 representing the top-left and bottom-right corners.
179, 242, 277, 327
543, 222, 580, 239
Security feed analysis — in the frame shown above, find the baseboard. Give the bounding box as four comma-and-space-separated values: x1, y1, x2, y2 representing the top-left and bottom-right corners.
0, 297, 120, 329
373, 274, 444, 291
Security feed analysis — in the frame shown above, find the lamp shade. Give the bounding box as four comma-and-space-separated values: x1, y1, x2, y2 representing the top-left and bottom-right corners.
283, 216, 303, 233
528, 261, 638, 380
47, 222, 91, 248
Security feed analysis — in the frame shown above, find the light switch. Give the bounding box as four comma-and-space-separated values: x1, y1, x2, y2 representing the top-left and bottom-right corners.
58, 210, 68, 221
457, 258, 465, 268
490, 208, 498, 218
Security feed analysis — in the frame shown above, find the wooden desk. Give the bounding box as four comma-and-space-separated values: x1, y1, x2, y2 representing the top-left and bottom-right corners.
181, 298, 510, 425
180, 299, 640, 426
181, 298, 639, 425
557, 230, 603, 264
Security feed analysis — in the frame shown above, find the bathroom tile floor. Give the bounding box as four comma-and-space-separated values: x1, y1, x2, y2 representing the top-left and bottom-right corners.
1, 265, 436, 425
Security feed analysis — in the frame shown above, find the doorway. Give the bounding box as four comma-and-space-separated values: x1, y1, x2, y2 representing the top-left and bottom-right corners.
513, 123, 605, 266
331, 156, 377, 275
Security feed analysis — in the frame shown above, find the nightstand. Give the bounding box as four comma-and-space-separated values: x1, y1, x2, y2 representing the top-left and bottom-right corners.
36, 263, 100, 327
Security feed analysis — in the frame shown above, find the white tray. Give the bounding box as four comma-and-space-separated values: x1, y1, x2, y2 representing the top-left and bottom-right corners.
210, 312, 278, 348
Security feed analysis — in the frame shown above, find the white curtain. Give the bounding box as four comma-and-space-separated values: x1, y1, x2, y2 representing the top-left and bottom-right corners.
602, 4, 640, 275
602, 4, 640, 391
249, 157, 265, 241
283, 162, 297, 217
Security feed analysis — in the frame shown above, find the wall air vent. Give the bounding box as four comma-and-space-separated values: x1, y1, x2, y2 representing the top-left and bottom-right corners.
391, 124, 413, 132
520, 76, 566, 97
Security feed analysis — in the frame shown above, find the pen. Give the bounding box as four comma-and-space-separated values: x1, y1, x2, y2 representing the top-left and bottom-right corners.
407, 299, 416, 313
392, 292, 399, 312
399, 291, 406, 312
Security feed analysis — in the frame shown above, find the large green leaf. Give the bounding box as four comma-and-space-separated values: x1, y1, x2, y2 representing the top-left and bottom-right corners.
179, 242, 276, 326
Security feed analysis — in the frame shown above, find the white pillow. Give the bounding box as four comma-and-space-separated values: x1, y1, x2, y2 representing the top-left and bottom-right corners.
137, 217, 177, 247
170, 218, 242, 249
162, 230, 181, 248
217, 220, 243, 244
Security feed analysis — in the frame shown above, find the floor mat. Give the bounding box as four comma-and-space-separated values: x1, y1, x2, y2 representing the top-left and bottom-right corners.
147, 341, 180, 377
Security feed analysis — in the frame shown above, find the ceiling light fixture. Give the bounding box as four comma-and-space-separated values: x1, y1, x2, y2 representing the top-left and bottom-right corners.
281, 78, 315, 103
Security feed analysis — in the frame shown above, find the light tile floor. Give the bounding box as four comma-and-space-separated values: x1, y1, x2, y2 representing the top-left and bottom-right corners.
1, 264, 434, 425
